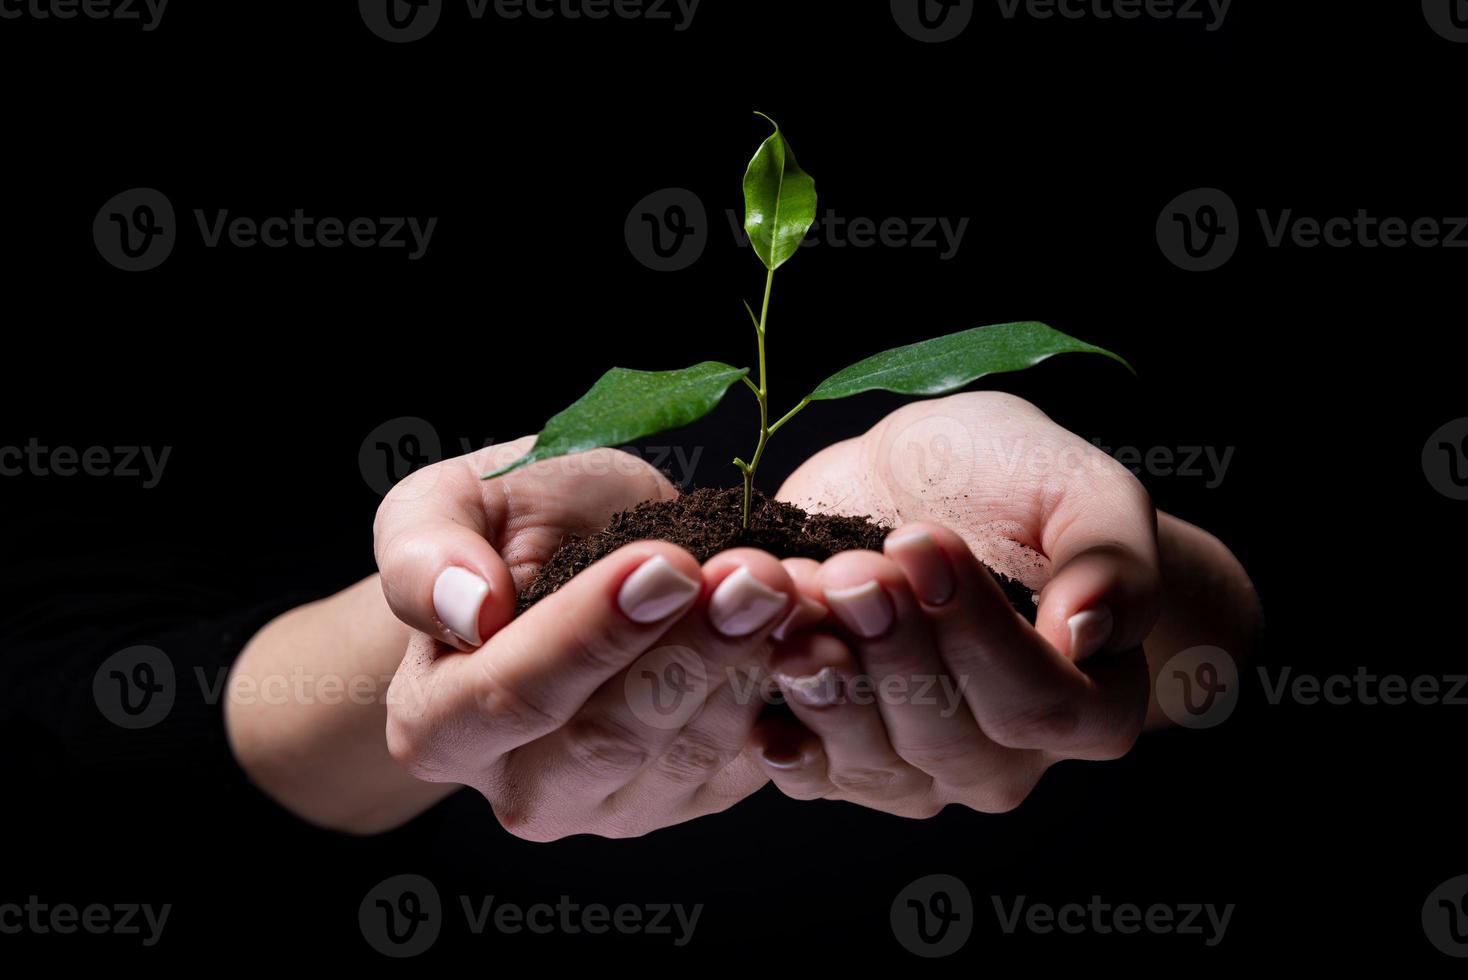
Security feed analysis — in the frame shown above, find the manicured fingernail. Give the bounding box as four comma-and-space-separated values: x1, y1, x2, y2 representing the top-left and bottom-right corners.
772, 595, 827, 642
776, 666, 841, 708
824, 580, 894, 639
1068, 605, 1114, 661
761, 747, 805, 770
617, 555, 701, 624
434, 566, 490, 646
709, 566, 790, 637
885, 531, 955, 605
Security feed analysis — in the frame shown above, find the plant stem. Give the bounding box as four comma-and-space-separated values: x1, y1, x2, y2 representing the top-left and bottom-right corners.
740, 268, 776, 528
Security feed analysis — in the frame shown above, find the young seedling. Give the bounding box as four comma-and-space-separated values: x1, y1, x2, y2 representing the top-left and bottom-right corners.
487, 114, 1132, 528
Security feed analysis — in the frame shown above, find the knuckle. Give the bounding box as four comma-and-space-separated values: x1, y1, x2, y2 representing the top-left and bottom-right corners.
828, 765, 902, 797
987, 697, 1082, 749
471, 659, 559, 742
976, 771, 1043, 813
655, 728, 732, 784
491, 801, 564, 843
562, 715, 652, 779
894, 733, 986, 783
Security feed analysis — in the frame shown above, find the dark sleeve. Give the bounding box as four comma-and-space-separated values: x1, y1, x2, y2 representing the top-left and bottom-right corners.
0, 553, 317, 806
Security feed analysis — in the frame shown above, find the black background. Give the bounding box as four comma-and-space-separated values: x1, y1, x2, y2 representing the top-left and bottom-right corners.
1, 0, 1464, 968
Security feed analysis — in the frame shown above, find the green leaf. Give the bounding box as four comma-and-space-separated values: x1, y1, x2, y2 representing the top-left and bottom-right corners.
743, 113, 817, 271
484, 362, 751, 479
808, 322, 1133, 401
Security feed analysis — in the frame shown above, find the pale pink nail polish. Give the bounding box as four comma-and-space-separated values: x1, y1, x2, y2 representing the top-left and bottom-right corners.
1068, 605, 1114, 661
771, 595, 828, 642
824, 581, 894, 639
709, 567, 789, 637
617, 556, 701, 624
776, 666, 841, 707
434, 566, 490, 645
885, 531, 955, 605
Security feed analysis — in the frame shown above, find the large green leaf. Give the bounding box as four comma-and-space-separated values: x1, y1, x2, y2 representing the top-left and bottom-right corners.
743, 114, 817, 271
484, 362, 750, 479
808, 322, 1133, 401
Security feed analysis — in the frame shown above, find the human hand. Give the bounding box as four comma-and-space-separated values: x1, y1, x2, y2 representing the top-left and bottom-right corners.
373, 436, 676, 649
750, 392, 1161, 815
384, 541, 799, 840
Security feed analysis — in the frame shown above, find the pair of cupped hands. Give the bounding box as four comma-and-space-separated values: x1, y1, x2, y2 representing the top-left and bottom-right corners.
374, 393, 1160, 841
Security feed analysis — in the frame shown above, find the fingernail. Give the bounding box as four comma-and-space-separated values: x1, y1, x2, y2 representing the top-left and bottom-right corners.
434, 566, 490, 646
617, 555, 702, 624
885, 531, 955, 605
1068, 605, 1114, 661
776, 666, 841, 708
772, 595, 828, 642
761, 747, 805, 771
709, 566, 790, 637
824, 581, 894, 639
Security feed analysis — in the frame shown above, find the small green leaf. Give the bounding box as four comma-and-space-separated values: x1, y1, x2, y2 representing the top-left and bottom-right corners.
743, 113, 817, 271
484, 362, 750, 479
808, 322, 1133, 401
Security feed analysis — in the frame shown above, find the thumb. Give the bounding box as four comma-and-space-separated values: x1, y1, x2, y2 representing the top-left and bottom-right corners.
377, 518, 517, 649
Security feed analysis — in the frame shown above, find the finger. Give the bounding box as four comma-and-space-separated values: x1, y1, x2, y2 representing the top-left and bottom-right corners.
749, 712, 833, 801
518, 550, 798, 802
373, 440, 533, 649
817, 550, 1013, 789
424, 543, 705, 762
765, 631, 932, 807
773, 557, 830, 640
884, 523, 1147, 758
1032, 460, 1160, 661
